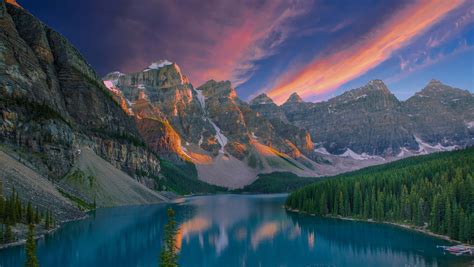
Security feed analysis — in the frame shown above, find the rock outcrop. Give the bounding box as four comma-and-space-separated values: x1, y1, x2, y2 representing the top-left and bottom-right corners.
0, 1, 163, 212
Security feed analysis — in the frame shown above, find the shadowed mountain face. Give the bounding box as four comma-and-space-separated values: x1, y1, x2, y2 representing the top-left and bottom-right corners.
0, 1, 161, 178
0, 1, 165, 217
261, 79, 473, 156
281, 80, 415, 155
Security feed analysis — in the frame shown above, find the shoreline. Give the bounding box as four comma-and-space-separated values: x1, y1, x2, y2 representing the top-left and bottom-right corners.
285, 206, 472, 247
0, 214, 89, 250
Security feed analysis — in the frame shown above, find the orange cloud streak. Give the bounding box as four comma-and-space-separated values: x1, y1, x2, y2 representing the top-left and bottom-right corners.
267, 0, 463, 104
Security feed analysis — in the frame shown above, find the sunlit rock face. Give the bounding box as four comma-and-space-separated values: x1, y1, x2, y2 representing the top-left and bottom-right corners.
105, 64, 320, 186
104, 62, 219, 156
0, 2, 160, 181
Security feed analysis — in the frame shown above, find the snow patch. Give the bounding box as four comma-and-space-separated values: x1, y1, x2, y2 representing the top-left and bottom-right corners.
314, 147, 332, 155
414, 136, 457, 154
466, 121, 474, 129
194, 89, 206, 109
251, 132, 258, 139
147, 60, 172, 70
396, 147, 411, 158
209, 120, 228, 154
340, 148, 385, 161
355, 94, 367, 100
192, 87, 228, 153
198, 135, 204, 146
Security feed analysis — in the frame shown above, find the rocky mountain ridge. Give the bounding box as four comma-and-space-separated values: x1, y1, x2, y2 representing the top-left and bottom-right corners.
0, 1, 167, 221
104, 55, 472, 188
104, 65, 320, 188
257, 79, 473, 157
1, 0, 472, 197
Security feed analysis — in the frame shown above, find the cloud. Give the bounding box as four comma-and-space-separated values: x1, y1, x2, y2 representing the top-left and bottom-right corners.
111, 0, 312, 87
266, 0, 464, 104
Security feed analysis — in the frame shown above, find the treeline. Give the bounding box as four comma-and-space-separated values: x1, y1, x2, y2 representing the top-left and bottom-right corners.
286, 148, 474, 243
0, 181, 55, 244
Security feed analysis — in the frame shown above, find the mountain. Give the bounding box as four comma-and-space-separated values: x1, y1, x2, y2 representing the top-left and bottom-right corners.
2, 0, 473, 198
256, 79, 473, 157
105, 69, 323, 188
404, 79, 474, 146
0, 1, 168, 221
105, 61, 472, 189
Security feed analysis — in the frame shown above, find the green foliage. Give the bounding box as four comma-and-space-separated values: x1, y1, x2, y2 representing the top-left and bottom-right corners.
157, 160, 225, 195
90, 128, 147, 148
286, 148, 474, 243
0, 181, 52, 244
0, 185, 46, 226
57, 188, 95, 211
160, 208, 179, 267
234, 172, 319, 193
25, 224, 39, 267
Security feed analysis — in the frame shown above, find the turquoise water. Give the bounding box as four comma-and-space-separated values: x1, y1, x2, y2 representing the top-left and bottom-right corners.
0, 194, 471, 267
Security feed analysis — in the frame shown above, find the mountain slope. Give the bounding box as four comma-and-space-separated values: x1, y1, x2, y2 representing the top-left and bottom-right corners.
105, 65, 322, 188
0, 1, 168, 218
251, 79, 472, 158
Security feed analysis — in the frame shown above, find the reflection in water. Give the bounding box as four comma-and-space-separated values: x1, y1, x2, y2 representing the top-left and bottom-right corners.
0, 194, 471, 267
176, 216, 210, 250
307, 231, 315, 250
251, 222, 278, 249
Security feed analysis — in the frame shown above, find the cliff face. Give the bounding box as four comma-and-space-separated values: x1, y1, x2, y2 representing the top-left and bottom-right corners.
403, 80, 474, 146
0, 2, 160, 182
263, 79, 473, 157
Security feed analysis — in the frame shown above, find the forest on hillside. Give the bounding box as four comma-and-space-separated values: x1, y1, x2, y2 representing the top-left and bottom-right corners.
286, 148, 474, 243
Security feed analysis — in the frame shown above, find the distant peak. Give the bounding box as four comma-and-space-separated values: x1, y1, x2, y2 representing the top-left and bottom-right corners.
428, 79, 441, 84
286, 92, 303, 103
366, 79, 390, 93
250, 93, 274, 105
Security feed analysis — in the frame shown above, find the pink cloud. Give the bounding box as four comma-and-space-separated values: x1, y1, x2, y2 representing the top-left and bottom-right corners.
267, 0, 465, 104
112, 0, 312, 87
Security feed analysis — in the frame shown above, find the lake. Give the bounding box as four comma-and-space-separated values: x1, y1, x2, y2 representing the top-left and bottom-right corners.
0, 194, 471, 266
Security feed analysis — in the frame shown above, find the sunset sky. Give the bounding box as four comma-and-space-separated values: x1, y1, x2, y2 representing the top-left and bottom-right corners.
19, 0, 473, 103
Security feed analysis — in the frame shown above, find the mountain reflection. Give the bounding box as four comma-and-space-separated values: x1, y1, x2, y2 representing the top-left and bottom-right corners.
0, 194, 469, 267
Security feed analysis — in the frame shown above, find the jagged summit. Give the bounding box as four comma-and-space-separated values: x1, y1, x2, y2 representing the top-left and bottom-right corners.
250, 93, 274, 105
366, 79, 391, 94
285, 92, 303, 104
198, 80, 236, 98
428, 79, 442, 85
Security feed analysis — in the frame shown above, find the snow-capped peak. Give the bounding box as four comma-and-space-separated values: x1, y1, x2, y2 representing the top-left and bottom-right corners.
148, 60, 173, 70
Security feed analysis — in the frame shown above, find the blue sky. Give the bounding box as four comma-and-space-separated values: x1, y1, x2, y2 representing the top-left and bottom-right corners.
17, 0, 474, 103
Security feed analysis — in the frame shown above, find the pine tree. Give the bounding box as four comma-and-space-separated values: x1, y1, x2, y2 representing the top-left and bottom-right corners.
34, 207, 40, 224
4, 224, 13, 243
160, 208, 179, 267
26, 202, 34, 225
353, 182, 362, 215
25, 224, 39, 267
44, 211, 50, 230
0, 224, 4, 244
